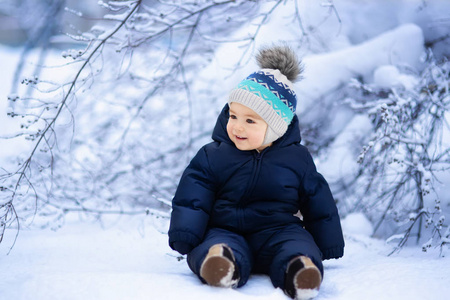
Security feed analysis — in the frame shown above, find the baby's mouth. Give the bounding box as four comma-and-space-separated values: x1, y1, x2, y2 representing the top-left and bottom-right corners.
236, 135, 247, 140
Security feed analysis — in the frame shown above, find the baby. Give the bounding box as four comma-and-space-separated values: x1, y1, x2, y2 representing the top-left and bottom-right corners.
168, 45, 344, 300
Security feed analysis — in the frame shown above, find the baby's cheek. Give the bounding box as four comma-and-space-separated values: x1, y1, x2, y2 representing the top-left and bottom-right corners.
226, 125, 234, 141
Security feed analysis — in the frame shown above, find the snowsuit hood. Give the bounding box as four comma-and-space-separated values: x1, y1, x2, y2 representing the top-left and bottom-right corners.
211, 104, 302, 149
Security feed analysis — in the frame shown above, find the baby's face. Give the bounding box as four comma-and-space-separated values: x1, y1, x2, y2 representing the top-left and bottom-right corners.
227, 102, 269, 152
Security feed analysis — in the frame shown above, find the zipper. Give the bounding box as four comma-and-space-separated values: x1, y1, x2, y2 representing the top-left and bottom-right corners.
246, 151, 263, 198
237, 149, 265, 231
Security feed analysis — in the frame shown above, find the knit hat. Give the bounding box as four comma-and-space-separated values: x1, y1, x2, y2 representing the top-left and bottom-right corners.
228, 45, 302, 145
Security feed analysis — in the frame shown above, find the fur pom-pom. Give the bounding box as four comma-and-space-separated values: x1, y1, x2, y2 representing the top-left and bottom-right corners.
256, 45, 302, 82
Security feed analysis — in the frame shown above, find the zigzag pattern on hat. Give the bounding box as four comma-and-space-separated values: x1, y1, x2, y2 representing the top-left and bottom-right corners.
248, 77, 295, 113
265, 99, 291, 123
237, 80, 293, 123
257, 70, 297, 97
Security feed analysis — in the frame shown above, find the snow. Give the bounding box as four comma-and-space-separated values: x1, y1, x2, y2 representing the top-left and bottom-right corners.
1, 0, 450, 299
296, 23, 425, 113
341, 213, 374, 237
373, 65, 418, 90
316, 114, 372, 180
296, 289, 318, 300
1, 214, 449, 300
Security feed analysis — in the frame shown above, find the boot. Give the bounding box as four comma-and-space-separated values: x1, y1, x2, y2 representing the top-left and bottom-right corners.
199, 243, 240, 288
284, 256, 322, 300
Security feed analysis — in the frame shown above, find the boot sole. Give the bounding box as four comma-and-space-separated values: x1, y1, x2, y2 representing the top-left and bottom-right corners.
294, 256, 322, 300
200, 244, 237, 288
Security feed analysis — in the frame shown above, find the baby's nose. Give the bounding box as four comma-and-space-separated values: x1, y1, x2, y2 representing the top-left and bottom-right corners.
235, 123, 245, 131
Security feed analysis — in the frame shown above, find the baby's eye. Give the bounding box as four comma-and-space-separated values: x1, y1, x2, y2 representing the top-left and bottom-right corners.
246, 119, 255, 124
229, 114, 237, 120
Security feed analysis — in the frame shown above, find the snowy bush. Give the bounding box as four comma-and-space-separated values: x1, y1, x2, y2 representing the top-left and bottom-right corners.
344, 53, 450, 254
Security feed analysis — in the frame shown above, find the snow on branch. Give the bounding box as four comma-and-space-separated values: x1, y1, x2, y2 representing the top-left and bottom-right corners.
0, 0, 143, 248
345, 52, 450, 254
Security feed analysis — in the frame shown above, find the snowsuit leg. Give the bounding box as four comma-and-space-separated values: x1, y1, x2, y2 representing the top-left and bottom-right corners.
187, 227, 254, 287
252, 223, 323, 290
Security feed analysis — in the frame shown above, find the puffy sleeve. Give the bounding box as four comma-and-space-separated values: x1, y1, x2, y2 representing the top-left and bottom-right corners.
168, 146, 217, 254
299, 152, 345, 260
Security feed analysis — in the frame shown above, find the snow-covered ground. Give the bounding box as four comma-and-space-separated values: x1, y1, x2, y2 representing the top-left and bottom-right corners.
1, 213, 449, 300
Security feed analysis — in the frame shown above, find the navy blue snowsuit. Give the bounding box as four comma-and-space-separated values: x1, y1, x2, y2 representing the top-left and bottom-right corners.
168, 104, 344, 289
